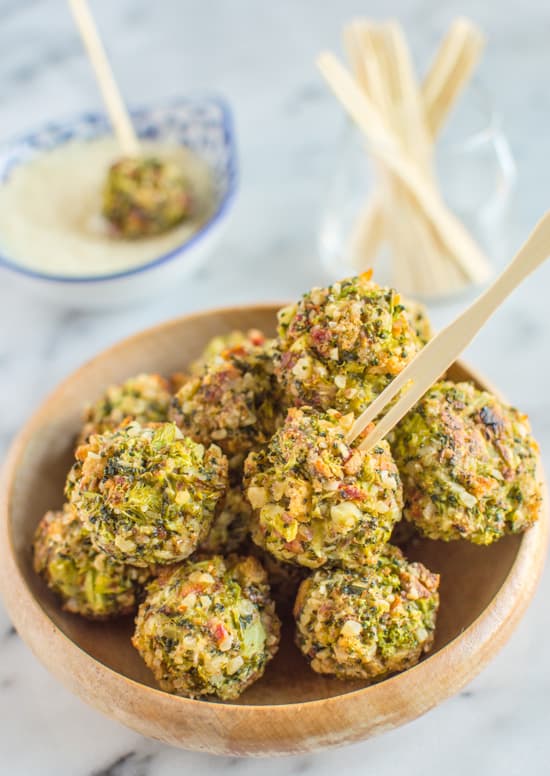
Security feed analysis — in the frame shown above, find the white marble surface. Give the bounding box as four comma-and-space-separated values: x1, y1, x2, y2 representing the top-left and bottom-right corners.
1, 1, 549, 774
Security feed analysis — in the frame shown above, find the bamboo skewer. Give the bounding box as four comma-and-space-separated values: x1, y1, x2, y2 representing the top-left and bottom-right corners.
68, 0, 139, 156
346, 22, 442, 295
377, 22, 448, 296
317, 52, 491, 285
364, 24, 414, 289
346, 23, 392, 117
338, 18, 486, 296
363, 21, 477, 286
383, 22, 432, 163
345, 211, 550, 450
348, 196, 386, 267
343, 22, 471, 292
423, 18, 485, 136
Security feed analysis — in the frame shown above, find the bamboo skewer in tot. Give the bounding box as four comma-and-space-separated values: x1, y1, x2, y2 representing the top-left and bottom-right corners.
331, 17, 487, 298
68, 0, 193, 240
68, 0, 139, 156
345, 211, 550, 450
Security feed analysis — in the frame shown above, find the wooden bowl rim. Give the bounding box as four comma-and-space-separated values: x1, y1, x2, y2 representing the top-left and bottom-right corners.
0, 303, 547, 732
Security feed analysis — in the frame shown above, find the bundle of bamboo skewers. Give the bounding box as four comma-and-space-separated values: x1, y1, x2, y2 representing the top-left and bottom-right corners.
319, 18, 492, 298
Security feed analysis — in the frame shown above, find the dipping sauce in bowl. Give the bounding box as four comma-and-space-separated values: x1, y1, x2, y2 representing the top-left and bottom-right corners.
0, 138, 215, 277
0, 97, 237, 307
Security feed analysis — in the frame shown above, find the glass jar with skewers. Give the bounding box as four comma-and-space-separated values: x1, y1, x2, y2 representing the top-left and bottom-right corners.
318, 18, 516, 301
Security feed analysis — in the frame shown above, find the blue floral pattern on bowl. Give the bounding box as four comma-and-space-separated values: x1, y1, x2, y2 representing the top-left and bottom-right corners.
0, 96, 238, 284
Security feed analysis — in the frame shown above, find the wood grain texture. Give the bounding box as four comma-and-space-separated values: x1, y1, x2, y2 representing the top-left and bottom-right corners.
0, 304, 547, 756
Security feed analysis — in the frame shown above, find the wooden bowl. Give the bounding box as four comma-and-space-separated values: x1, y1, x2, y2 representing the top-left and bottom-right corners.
0, 305, 547, 756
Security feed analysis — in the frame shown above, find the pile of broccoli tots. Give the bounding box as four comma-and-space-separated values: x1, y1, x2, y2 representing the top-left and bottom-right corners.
33, 271, 542, 700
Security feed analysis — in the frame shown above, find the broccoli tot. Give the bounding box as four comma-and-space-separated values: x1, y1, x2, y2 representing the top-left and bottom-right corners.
33, 504, 151, 619
198, 484, 251, 554
401, 297, 432, 345
294, 546, 439, 680
79, 372, 171, 444
247, 544, 307, 612
133, 555, 281, 700
244, 406, 403, 569
189, 329, 268, 376
103, 156, 191, 238
275, 272, 426, 415
66, 420, 228, 566
170, 337, 283, 474
391, 381, 542, 544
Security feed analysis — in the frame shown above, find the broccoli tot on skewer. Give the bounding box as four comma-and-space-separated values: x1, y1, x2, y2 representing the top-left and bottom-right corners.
103, 156, 191, 238
275, 272, 426, 415
244, 406, 403, 569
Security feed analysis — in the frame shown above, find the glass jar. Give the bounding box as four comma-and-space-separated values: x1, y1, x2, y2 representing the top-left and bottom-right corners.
318, 82, 516, 300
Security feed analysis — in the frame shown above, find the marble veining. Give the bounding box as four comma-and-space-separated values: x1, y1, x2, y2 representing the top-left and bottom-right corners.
0, 1, 549, 774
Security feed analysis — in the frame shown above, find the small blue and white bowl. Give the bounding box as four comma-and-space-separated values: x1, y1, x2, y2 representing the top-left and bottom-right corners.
0, 97, 238, 308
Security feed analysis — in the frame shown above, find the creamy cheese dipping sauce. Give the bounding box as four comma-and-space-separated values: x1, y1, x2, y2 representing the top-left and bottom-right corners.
0, 137, 216, 277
